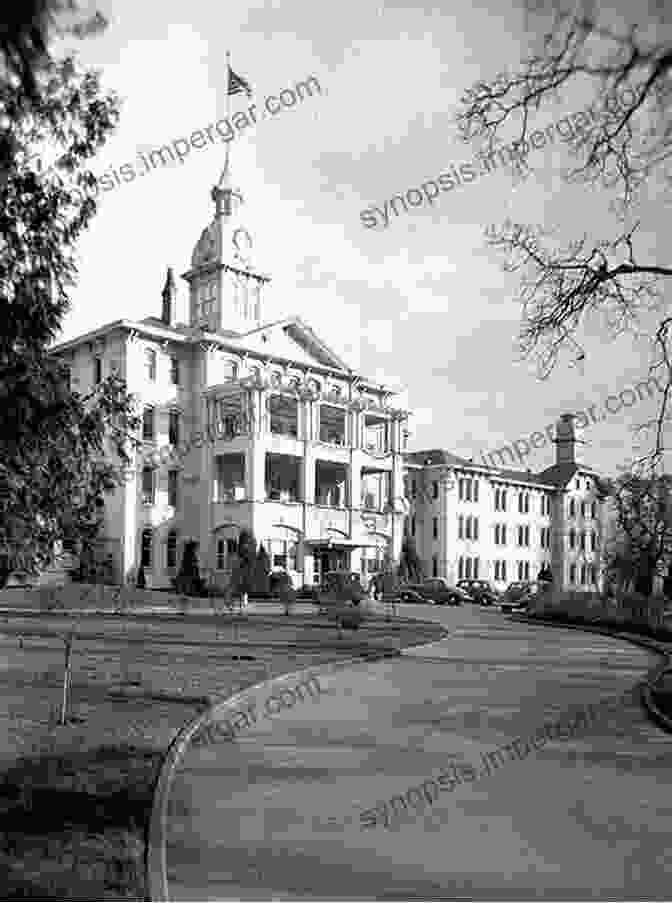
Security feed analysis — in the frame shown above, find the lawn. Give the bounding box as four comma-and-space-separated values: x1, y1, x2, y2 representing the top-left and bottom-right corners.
0, 608, 442, 898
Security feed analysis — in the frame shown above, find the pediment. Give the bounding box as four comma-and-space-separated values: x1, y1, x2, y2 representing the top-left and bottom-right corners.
239, 317, 349, 372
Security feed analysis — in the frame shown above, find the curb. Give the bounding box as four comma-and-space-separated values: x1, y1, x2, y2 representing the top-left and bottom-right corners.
145, 646, 410, 902
514, 613, 672, 735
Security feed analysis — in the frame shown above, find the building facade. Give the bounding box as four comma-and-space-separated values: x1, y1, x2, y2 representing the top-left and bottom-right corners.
406, 415, 606, 592
51, 160, 409, 588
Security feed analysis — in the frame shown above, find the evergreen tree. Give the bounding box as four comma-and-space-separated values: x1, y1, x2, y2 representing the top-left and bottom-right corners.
0, 3, 137, 583
254, 544, 270, 594
398, 532, 424, 583
234, 528, 257, 605
175, 540, 203, 596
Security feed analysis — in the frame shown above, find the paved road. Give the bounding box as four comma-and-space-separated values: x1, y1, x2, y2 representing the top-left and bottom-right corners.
158, 604, 672, 900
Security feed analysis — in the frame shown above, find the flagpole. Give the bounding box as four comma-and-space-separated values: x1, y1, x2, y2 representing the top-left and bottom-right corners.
223, 50, 231, 181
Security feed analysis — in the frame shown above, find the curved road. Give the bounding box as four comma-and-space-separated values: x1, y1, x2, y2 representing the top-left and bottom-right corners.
158, 604, 672, 900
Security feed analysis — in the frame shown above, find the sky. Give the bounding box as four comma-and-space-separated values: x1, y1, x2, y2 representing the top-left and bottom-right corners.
51, 0, 668, 479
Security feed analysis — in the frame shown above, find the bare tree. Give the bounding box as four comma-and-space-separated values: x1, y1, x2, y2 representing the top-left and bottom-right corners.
602, 471, 672, 596
457, 0, 672, 476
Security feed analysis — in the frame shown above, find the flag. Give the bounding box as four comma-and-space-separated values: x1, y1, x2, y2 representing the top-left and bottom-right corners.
227, 67, 252, 98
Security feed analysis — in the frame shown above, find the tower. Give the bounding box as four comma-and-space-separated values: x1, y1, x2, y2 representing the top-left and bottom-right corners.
182, 146, 269, 335
555, 413, 576, 465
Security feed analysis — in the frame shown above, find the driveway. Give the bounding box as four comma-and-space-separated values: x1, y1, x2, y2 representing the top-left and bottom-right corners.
155, 604, 671, 900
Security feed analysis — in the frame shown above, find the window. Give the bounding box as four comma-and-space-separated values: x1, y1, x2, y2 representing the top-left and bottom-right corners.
267, 539, 298, 571
465, 479, 472, 502
541, 526, 551, 549
474, 480, 479, 503
432, 481, 438, 499
580, 564, 587, 584
432, 555, 438, 577
569, 563, 577, 583
474, 556, 479, 578
94, 356, 102, 384
495, 488, 508, 512
569, 528, 576, 549
459, 479, 464, 501
541, 494, 550, 516
432, 517, 438, 539
168, 470, 178, 508
575, 478, 580, 489
167, 531, 177, 568
569, 498, 576, 517
411, 515, 416, 537
142, 468, 155, 505
494, 560, 507, 582
141, 528, 152, 567
579, 531, 586, 551
591, 530, 596, 552
458, 514, 464, 539
494, 523, 507, 545
142, 407, 155, 441
145, 349, 157, 382
170, 356, 180, 385
223, 360, 239, 382
591, 501, 597, 519
411, 479, 417, 498
517, 525, 530, 547
169, 411, 180, 446
581, 501, 586, 518
217, 539, 226, 570
465, 515, 478, 540
458, 557, 464, 580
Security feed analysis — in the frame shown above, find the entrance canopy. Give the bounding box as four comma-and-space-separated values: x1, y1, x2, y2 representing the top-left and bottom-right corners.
304, 538, 381, 549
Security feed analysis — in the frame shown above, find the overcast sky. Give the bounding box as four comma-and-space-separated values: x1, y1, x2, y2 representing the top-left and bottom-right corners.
53, 0, 666, 478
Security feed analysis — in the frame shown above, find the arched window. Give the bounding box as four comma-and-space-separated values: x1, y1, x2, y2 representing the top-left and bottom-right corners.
167, 531, 178, 569
141, 528, 153, 568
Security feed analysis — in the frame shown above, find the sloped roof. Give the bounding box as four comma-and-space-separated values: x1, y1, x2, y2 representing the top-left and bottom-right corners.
405, 449, 473, 468
405, 448, 600, 489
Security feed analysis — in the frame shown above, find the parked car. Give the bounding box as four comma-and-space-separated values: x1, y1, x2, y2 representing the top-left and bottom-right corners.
398, 586, 434, 604
401, 579, 466, 605
316, 571, 365, 628
457, 579, 500, 606
498, 581, 535, 613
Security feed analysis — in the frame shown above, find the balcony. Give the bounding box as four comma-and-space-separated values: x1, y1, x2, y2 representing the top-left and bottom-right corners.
266, 453, 301, 503
214, 453, 246, 503
268, 395, 298, 439
218, 485, 246, 503
363, 413, 389, 455
319, 404, 346, 446
360, 466, 391, 512
315, 460, 347, 507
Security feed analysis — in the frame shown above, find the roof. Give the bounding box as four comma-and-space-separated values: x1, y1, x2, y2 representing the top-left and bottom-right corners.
537, 462, 601, 487
405, 449, 473, 468
406, 448, 604, 489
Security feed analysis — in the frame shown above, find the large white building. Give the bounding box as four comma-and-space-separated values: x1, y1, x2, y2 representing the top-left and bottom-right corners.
406, 415, 606, 592
51, 159, 409, 589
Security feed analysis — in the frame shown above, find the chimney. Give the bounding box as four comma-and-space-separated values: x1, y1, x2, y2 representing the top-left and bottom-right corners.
161, 267, 176, 326
555, 413, 576, 465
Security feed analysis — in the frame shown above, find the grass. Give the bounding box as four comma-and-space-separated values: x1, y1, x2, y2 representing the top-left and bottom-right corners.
0, 744, 159, 899
0, 608, 440, 898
